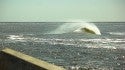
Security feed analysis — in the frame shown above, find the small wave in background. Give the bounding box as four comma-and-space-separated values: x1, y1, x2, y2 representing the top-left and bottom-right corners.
108, 32, 125, 36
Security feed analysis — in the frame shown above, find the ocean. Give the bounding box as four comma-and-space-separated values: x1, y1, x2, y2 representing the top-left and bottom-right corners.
0, 22, 125, 70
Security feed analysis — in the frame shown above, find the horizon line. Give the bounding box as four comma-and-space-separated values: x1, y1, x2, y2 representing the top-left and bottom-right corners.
0, 21, 125, 23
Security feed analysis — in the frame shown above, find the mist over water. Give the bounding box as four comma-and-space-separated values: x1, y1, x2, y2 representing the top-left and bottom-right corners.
49, 21, 101, 35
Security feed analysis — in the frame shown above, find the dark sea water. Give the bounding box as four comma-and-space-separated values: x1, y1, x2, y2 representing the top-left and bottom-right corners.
0, 22, 125, 70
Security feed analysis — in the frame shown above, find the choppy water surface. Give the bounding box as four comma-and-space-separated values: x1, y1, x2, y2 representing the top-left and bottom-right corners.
0, 22, 125, 70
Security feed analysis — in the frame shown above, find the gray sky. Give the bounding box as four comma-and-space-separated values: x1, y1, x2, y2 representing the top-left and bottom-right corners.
0, 0, 125, 22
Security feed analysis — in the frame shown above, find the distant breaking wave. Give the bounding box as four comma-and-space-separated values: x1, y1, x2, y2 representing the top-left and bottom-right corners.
48, 20, 101, 35
108, 32, 125, 36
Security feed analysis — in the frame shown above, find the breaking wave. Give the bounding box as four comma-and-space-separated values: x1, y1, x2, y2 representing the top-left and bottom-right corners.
48, 20, 101, 35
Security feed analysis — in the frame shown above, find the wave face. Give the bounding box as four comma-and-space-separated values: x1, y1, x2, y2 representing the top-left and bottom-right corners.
49, 21, 101, 35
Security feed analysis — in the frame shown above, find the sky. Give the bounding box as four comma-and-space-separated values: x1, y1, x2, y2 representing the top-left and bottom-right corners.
0, 0, 125, 22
